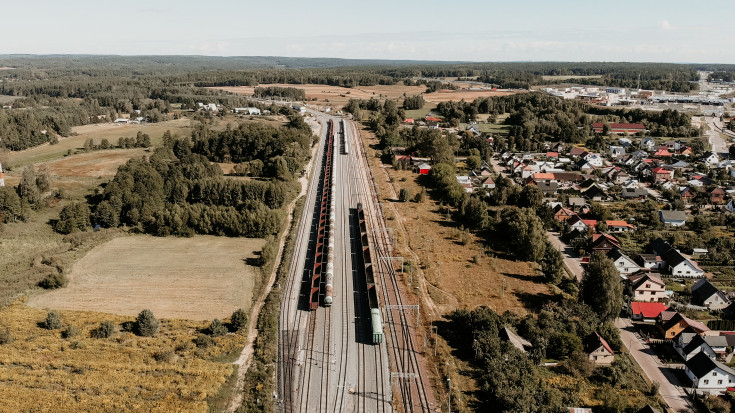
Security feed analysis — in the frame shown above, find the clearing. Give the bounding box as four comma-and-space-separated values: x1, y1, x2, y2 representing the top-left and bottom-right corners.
541, 75, 603, 81
0, 301, 245, 412
6, 118, 192, 168
47, 148, 149, 178
28, 235, 265, 321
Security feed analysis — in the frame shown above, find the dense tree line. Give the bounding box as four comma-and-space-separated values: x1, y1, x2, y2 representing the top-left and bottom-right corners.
252, 86, 306, 101
402, 94, 425, 110
190, 118, 312, 180
92, 143, 293, 237
708, 71, 735, 82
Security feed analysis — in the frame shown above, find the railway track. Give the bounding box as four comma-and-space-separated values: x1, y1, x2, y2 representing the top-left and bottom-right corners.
346, 118, 432, 412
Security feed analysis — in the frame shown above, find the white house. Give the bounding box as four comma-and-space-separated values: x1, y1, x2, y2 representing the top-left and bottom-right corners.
584, 333, 615, 365
482, 177, 495, 189
609, 145, 626, 158
691, 279, 729, 309
609, 249, 641, 276
701, 152, 720, 167
661, 249, 704, 278
641, 137, 656, 151
677, 334, 718, 361
685, 352, 735, 395
584, 153, 604, 167
628, 272, 666, 302
234, 107, 261, 115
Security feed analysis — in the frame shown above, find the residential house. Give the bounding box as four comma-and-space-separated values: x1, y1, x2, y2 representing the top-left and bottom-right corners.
710, 187, 726, 204
658, 210, 687, 227
482, 177, 495, 189
567, 197, 586, 209
661, 248, 704, 278
567, 215, 594, 233
584, 332, 615, 365
582, 184, 607, 200
727, 199, 735, 213
641, 137, 656, 151
590, 234, 621, 253
651, 167, 674, 183
609, 249, 641, 276
650, 238, 673, 257
569, 147, 587, 158
537, 181, 558, 195
628, 272, 666, 302
653, 148, 673, 158
583, 153, 604, 167
684, 351, 735, 395
553, 206, 577, 222
457, 176, 473, 193
677, 333, 729, 360
606, 220, 636, 233
677, 334, 718, 361
618, 137, 632, 147
691, 279, 729, 309
658, 312, 710, 340
629, 302, 669, 322
417, 163, 431, 175
621, 187, 648, 200
609, 145, 626, 159
637, 254, 664, 270
702, 152, 720, 167
677, 147, 694, 157
679, 187, 694, 202
499, 326, 532, 353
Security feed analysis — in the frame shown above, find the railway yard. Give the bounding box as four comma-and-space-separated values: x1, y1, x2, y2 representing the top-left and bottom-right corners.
278, 113, 434, 412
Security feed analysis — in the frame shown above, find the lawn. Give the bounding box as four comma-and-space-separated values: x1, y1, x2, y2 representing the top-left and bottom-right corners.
404, 105, 434, 120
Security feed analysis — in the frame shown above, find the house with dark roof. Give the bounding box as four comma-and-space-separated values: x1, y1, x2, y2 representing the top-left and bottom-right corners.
658, 210, 687, 227
581, 184, 607, 200
608, 249, 640, 276
660, 248, 704, 278
590, 234, 621, 253
677, 334, 717, 361
684, 351, 735, 395
650, 238, 673, 257
676, 332, 729, 360
584, 332, 615, 365
621, 187, 648, 200
691, 279, 729, 309
636, 405, 662, 413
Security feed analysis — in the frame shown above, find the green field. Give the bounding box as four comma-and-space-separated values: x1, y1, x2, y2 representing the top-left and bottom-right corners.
403, 105, 434, 120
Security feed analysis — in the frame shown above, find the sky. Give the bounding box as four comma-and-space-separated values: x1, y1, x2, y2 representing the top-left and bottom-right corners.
2, 0, 734, 63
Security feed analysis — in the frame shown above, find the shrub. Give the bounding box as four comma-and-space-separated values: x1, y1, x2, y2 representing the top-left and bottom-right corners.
153, 350, 175, 362
229, 308, 248, 332
61, 325, 79, 339
207, 319, 227, 337
54, 202, 91, 234
194, 334, 215, 348
134, 309, 159, 337
92, 321, 116, 338
42, 311, 62, 330
39, 272, 68, 289
399, 188, 411, 202
0, 327, 12, 345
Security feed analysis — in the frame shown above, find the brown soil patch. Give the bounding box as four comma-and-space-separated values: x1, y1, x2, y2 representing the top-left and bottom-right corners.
27, 235, 265, 321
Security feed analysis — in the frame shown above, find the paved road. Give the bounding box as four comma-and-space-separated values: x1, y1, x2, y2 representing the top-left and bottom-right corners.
546, 232, 584, 282
616, 319, 693, 413
702, 116, 728, 154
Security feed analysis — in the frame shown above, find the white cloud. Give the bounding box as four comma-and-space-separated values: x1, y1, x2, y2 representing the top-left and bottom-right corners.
660, 20, 674, 31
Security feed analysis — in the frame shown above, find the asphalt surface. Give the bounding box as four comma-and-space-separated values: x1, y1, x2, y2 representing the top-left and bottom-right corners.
278, 113, 392, 413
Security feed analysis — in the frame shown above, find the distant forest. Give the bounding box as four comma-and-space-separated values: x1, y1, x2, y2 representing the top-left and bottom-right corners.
1, 56, 733, 152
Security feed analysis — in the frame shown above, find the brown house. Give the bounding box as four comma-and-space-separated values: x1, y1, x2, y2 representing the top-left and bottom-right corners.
710, 187, 726, 205
590, 234, 621, 253
657, 312, 710, 340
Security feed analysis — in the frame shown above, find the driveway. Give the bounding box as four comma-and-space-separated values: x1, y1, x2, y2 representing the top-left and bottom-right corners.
616, 318, 694, 413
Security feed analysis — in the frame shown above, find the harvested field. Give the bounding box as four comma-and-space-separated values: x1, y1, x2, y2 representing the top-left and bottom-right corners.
48, 148, 148, 178
422, 88, 522, 103
6, 118, 192, 168
0, 301, 245, 412
211, 83, 524, 107
28, 235, 265, 321
541, 75, 603, 81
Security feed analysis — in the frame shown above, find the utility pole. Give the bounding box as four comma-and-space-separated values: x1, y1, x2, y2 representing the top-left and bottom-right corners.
447, 378, 452, 413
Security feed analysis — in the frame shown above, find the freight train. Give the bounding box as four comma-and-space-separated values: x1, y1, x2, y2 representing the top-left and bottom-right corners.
309, 119, 335, 310
357, 202, 384, 344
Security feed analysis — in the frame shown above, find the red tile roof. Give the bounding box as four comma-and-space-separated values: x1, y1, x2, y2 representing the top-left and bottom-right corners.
606, 220, 635, 228
630, 302, 669, 319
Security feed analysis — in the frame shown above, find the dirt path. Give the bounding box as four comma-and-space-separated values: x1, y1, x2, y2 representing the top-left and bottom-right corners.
226, 118, 322, 412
